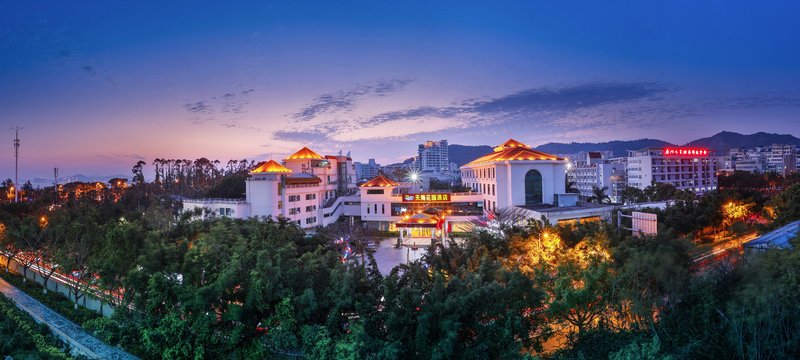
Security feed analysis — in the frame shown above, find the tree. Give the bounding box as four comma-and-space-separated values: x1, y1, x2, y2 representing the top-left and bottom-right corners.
769, 183, 800, 225
588, 186, 611, 204
131, 160, 146, 185
620, 186, 646, 204
6, 215, 46, 282
55, 217, 101, 309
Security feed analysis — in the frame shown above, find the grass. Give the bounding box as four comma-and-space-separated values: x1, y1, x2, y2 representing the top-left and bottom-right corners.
0, 270, 102, 327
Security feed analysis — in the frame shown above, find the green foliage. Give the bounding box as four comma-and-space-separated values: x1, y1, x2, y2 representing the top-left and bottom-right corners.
0, 271, 101, 326
769, 183, 800, 225
4, 180, 800, 360
0, 295, 72, 359
609, 336, 672, 360
205, 172, 247, 199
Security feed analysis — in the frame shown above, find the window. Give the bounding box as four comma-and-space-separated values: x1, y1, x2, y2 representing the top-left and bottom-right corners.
289, 207, 301, 215
492, 184, 495, 195
525, 169, 543, 206
288, 195, 300, 202
278, 201, 282, 209
306, 205, 317, 212
366, 205, 370, 214
306, 193, 316, 200
381, 204, 385, 214
367, 189, 384, 194
305, 217, 317, 224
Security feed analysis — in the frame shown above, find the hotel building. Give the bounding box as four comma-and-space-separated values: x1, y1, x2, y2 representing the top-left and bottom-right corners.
627, 147, 717, 194
184, 140, 663, 237
568, 152, 627, 203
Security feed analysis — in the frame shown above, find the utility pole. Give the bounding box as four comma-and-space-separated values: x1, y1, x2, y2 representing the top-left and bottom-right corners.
12, 126, 22, 203
54, 167, 59, 204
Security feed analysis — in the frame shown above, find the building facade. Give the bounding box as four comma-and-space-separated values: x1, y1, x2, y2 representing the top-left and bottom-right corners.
569, 152, 627, 203
354, 158, 381, 181
184, 139, 666, 235
417, 140, 449, 173
185, 147, 358, 228
627, 147, 717, 194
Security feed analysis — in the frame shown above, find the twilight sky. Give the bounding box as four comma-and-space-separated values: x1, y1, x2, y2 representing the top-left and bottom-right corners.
2, 1, 800, 182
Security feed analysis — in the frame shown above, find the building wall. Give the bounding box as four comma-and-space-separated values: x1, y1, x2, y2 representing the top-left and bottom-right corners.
462, 160, 566, 209
627, 148, 716, 194
246, 174, 282, 218
417, 140, 449, 173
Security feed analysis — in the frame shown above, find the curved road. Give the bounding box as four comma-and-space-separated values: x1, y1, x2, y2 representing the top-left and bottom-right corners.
0, 276, 137, 360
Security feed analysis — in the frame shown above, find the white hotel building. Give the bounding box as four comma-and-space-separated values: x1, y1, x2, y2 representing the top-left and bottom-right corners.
185, 140, 659, 237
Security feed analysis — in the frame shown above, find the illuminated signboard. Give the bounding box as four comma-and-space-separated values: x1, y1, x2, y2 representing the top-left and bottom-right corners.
664, 148, 709, 156
402, 193, 451, 203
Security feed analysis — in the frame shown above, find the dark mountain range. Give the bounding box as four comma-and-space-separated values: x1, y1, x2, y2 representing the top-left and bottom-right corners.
447, 131, 800, 162
533, 139, 675, 157
685, 131, 800, 153
448, 144, 494, 166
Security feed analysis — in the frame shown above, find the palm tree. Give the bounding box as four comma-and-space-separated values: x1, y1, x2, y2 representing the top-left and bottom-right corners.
588, 186, 611, 204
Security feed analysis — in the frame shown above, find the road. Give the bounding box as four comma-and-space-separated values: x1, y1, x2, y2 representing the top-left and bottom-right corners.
691, 232, 758, 271
0, 276, 138, 359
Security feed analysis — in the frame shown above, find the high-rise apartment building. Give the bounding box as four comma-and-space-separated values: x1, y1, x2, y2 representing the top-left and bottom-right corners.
354, 158, 381, 181
417, 140, 449, 173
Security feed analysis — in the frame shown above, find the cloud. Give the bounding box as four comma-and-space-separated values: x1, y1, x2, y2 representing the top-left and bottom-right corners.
95, 154, 147, 164
292, 79, 414, 121
277, 81, 800, 145
279, 81, 669, 143
183, 89, 256, 126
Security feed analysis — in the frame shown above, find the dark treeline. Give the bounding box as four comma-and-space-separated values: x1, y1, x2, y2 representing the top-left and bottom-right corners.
131, 158, 257, 198
0, 177, 799, 358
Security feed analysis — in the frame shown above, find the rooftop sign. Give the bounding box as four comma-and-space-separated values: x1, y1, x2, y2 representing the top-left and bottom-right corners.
664, 148, 709, 156
402, 193, 451, 203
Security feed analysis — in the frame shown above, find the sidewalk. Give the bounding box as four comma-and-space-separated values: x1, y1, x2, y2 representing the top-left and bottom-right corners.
0, 276, 138, 360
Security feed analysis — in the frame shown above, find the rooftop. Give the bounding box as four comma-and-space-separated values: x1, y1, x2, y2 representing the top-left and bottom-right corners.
744, 220, 800, 250
464, 139, 562, 167
251, 160, 292, 173
361, 174, 400, 187
287, 147, 324, 160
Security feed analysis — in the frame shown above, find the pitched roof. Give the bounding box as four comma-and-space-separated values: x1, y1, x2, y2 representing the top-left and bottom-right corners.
251, 160, 292, 173
493, 138, 529, 152
287, 147, 324, 160
360, 174, 399, 187
465, 139, 562, 167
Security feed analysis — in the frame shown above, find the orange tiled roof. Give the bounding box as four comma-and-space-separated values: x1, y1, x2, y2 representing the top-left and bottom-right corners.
360, 175, 399, 187
287, 147, 324, 160
251, 160, 292, 173
465, 139, 562, 167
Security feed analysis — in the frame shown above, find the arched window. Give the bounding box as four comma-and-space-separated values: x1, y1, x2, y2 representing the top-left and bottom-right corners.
525, 169, 543, 206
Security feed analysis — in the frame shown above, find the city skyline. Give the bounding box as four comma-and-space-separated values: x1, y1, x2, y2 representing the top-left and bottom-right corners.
2, 1, 800, 181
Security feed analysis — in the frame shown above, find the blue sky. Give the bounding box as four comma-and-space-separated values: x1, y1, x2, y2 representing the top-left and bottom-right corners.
1, 1, 799, 181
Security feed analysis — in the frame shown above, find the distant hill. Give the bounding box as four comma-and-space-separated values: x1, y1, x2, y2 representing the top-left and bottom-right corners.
447, 132, 800, 162
30, 174, 130, 187
448, 144, 493, 166
533, 139, 675, 157
685, 131, 800, 153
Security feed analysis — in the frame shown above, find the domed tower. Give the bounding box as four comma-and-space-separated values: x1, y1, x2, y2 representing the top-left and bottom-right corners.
246, 160, 292, 218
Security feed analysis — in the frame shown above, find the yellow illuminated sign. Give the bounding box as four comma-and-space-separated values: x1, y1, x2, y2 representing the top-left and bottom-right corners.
402, 193, 451, 203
